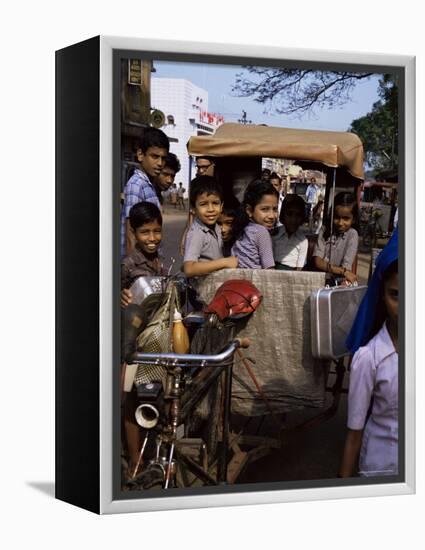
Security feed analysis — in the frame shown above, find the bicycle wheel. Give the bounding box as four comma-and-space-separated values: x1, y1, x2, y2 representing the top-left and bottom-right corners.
124, 463, 165, 491
201, 376, 222, 465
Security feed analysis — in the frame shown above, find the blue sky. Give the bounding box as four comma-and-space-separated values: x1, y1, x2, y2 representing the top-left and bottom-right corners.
154, 60, 382, 132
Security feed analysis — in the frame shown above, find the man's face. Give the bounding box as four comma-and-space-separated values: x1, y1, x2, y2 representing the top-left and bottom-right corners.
196, 158, 215, 176
270, 177, 282, 193
139, 146, 168, 179
156, 166, 176, 191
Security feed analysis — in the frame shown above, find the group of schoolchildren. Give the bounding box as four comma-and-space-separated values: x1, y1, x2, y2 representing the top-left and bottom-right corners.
120, 127, 399, 482
182, 174, 360, 281
121, 174, 360, 286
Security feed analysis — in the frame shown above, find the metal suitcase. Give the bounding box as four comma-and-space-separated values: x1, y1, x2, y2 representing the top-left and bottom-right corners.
310, 285, 367, 359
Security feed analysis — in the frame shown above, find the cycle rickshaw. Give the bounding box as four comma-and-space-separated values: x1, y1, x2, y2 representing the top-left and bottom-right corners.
123, 123, 367, 490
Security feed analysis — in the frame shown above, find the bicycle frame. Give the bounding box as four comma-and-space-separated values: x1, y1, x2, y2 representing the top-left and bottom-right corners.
130, 339, 248, 488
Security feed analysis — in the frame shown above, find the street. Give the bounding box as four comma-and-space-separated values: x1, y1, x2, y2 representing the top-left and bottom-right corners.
161, 204, 187, 270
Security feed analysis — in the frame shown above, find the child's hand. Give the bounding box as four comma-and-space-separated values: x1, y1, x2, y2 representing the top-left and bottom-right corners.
224, 256, 238, 269
121, 288, 132, 308
344, 270, 358, 284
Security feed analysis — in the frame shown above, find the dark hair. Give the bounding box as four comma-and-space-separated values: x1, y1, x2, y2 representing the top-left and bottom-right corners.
269, 172, 281, 182
222, 195, 241, 217
189, 175, 223, 207
244, 179, 279, 208
195, 155, 215, 164
371, 260, 398, 339
279, 194, 306, 225
164, 152, 181, 173
139, 127, 169, 153
129, 201, 162, 230
323, 191, 359, 240
233, 179, 278, 239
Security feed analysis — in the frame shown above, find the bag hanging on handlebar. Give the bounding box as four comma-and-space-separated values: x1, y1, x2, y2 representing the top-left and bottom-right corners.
133, 281, 180, 386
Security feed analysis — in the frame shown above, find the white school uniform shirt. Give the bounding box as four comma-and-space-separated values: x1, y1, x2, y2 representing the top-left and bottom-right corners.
347, 322, 398, 477
276, 193, 285, 227
272, 226, 308, 268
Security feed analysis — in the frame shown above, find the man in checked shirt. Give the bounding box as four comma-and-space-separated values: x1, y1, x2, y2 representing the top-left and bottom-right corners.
121, 127, 169, 257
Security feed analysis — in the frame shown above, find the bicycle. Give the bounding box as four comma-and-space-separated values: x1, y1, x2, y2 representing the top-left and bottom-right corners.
124, 336, 250, 490
362, 207, 384, 248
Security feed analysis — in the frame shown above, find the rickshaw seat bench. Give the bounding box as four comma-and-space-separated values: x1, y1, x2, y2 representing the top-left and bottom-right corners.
197, 269, 326, 416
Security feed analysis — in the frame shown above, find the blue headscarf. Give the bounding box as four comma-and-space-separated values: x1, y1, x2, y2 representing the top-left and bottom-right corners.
346, 228, 398, 354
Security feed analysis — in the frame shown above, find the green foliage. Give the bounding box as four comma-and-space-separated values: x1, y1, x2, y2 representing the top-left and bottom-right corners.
349, 76, 398, 174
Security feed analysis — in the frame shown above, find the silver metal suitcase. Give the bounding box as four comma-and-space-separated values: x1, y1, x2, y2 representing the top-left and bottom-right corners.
310, 285, 367, 359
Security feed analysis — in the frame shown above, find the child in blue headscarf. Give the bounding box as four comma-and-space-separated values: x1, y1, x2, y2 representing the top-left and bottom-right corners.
339, 229, 398, 477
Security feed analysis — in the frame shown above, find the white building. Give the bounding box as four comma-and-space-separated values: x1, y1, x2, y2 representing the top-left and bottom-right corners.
151, 78, 224, 192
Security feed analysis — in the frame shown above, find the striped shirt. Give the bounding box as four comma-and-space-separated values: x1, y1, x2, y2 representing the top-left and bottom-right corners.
120, 168, 161, 257
231, 223, 275, 269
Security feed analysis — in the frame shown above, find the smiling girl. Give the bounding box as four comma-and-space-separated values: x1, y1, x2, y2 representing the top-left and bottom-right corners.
231, 179, 279, 269
313, 192, 359, 284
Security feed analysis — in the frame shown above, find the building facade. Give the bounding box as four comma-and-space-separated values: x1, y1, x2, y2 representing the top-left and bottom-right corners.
151, 78, 224, 192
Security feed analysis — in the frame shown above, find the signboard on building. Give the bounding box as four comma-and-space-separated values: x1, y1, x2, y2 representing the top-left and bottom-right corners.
128, 59, 142, 86
199, 111, 225, 126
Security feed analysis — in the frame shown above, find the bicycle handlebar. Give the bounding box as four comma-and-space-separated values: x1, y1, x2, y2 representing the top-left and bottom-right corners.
130, 338, 250, 368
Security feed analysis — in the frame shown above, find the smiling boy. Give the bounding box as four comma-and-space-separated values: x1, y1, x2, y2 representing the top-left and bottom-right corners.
121, 127, 169, 257
121, 201, 163, 293
183, 176, 238, 277
120, 202, 164, 477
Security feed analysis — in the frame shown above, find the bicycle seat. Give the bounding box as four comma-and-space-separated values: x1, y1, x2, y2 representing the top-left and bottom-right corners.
204, 279, 262, 320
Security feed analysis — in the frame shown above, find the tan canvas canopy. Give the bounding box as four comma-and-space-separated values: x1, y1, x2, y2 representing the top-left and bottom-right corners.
187, 123, 364, 181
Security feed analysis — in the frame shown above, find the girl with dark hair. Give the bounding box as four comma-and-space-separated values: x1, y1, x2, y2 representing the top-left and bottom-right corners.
231, 179, 278, 269
272, 194, 308, 270
313, 191, 359, 284
339, 231, 398, 477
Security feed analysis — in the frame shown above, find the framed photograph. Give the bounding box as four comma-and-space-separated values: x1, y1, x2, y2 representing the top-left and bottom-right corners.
55, 35, 415, 514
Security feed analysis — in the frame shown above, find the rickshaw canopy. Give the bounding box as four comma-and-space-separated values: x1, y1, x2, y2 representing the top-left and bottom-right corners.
187, 123, 364, 181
